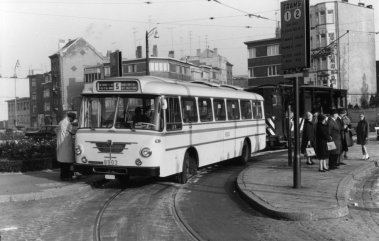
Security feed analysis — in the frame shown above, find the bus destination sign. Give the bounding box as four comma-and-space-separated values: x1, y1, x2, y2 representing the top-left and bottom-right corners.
97, 81, 138, 92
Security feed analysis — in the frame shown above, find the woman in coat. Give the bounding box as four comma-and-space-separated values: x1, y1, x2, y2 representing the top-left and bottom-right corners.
328, 109, 342, 169
301, 112, 315, 165
356, 113, 369, 160
315, 114, 331, 172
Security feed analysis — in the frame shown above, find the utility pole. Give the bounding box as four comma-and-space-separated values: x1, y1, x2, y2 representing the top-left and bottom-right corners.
13, 60, 20, 128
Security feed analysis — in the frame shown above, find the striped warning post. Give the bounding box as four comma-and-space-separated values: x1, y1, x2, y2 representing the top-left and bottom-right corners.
266, 116, 276, 136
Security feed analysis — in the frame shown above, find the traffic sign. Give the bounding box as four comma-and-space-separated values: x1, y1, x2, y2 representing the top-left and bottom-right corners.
280, 0, 310, 72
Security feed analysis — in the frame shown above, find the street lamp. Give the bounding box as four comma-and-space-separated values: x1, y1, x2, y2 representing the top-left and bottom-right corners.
145, 27, 159, 75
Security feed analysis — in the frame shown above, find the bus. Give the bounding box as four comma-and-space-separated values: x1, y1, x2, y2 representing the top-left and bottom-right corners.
74, 76, 266, 183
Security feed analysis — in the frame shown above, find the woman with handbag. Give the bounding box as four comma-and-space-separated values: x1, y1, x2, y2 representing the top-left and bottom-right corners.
328, 109, 342, 169
340, 109, 352, 160
356, 113, 369, 160
301, 112, 315, 165
315, 114, 331, 172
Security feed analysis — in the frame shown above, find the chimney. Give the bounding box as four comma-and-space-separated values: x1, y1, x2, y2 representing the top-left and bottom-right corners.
152, 45, 158, 57
367, 5, 372, 8
196, 49, 201, 56
168, 50, 175, 58
136, 46, 142, 58
358, 2, 365, 7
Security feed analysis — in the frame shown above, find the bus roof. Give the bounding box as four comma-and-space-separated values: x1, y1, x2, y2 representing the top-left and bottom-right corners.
83, 76, 263, 101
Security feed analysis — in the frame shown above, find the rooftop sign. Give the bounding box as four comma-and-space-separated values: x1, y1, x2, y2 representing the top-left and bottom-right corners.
280, 0, 310, 72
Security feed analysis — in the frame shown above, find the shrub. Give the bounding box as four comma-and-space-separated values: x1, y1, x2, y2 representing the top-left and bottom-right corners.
0, 138, 56, 161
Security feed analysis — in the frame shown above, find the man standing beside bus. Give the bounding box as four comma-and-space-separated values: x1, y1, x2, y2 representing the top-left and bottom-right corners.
57, 112, 76, 180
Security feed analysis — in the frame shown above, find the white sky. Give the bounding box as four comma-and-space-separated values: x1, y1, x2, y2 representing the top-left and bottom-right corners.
0, 0, 378, 120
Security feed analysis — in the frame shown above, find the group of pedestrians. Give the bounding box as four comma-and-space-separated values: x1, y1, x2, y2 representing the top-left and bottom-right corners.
301, 109, 370, 172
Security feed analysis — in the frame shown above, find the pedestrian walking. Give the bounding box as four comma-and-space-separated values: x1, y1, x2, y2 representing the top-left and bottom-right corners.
315, 114, 331, 172
356, 113, 370, 160
57, 112, 76, 180
328, 109, 342, 169
340, 109, 352, 160
301, 112, 315, 165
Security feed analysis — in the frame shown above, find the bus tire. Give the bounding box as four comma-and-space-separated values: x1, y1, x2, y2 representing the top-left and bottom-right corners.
177, 152, 196, 184
238, 141, 251, 165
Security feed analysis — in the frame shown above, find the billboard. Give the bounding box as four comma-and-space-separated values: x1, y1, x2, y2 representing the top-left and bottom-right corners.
280, 0, 310, 72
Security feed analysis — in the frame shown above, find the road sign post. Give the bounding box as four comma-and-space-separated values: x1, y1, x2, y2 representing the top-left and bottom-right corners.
281, 0, 310, 189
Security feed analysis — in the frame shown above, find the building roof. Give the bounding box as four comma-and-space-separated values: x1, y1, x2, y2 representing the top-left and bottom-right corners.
49, 37, 105, 60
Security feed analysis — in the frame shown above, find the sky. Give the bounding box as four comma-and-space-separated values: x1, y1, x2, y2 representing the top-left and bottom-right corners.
0, 0, 379, 120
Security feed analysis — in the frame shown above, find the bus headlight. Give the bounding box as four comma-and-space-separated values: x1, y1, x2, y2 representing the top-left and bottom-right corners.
140, 147, 152, 158
75, 145, 83, 155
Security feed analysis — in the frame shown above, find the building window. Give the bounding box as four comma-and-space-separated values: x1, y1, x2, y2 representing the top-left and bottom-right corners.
31, 79, 36, 87
248, 48, 256, 58
248, 68, 254, 78
327, 10, 334, 23
268, 65, 279, 76
267, 44, 279, 56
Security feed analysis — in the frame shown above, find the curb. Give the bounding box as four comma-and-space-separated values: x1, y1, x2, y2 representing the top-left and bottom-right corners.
236, 157, 379, 221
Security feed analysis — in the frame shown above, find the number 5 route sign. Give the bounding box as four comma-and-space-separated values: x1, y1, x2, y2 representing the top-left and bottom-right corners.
280, 0, 310, 72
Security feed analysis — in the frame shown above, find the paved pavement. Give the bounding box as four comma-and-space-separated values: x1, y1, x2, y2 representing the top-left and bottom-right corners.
237, 132, 379, 221
0, 169, 104, 203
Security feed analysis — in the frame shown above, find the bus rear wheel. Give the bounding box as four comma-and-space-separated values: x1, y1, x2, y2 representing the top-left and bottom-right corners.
177, 152, 197, 184
238, 141, 251, 165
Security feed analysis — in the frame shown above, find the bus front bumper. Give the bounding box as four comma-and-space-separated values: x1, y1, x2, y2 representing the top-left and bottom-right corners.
74, 163, 160, 177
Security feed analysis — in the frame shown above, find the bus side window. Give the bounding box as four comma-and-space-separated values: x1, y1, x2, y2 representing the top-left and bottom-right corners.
181, 97, 198, 123
241, 100, 252, 119
227, 99, 240, 120
198, 97, 213, 122
213, 99, 226, 121
166, 97, 182, 131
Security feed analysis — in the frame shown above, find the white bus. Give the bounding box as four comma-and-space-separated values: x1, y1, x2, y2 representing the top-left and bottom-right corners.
74, 76, 266, 183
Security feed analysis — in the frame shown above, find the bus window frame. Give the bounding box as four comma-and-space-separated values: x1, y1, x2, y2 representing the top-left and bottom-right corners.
226, 99, 241, 121
213, 98, 227, 121
181, 96, 198, 123
198, 97, 214, 122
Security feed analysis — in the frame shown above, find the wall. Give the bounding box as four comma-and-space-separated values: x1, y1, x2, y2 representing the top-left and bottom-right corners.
61, 38, 104, 112
337, 2, 376, 107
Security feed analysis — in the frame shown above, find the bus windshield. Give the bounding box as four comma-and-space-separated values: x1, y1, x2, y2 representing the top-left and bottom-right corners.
81, 95, 162, 131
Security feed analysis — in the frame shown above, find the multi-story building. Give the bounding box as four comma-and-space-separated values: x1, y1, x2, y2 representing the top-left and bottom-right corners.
42, 72, 54, 125
309, 1, 376, 106
84, 51, 228, 84
245, 1, 376, 109
28, 73, 45, 127
6, 97, 31, 129
185, 48, 233, 85
49, 38, 105, 122
244, 37, 282, 87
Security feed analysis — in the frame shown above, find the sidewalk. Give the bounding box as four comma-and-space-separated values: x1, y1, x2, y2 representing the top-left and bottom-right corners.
236, 133, 379, 221
0, 169, 104, 203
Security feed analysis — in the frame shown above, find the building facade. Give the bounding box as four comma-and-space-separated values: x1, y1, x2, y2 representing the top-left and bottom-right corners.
6, 97, 31, 129
309, 1, 376, 106
84, 55, 226, 84
28, 74, 44, 127
49, 38, 105, 122
244, 37, 282, 87
185, 48, 232, 85
245, 1, 376, 109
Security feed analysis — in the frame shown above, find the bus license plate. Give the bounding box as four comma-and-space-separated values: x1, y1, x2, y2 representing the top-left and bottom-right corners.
105, 175, 115, 180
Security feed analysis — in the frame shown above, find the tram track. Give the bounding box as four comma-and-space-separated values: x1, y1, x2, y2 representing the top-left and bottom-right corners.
92, 176, 203, 241
93, 187, 125, 241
